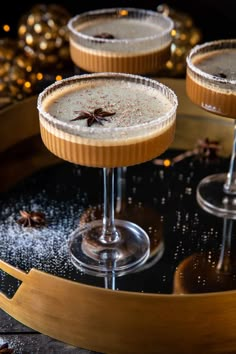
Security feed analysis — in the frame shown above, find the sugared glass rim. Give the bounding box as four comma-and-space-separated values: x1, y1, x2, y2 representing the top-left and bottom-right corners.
67, 7, 174, 44
37, 72, 178, 136
186, 38, 236, 85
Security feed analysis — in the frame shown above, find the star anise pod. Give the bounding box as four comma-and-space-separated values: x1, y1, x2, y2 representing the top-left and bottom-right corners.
71, 108, 116, 127
196, 137, 221, 160
17, 210, 46, 227
93, 32, 115, 39
214, 72, 227, 79
0, 343, 14, 353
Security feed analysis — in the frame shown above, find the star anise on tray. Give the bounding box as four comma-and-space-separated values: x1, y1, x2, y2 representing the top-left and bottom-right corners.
93, 32, 115, 39
17, 210, 46, 228
0, 343, 14, 353
153, 137, 221, 167
196, 137, 221, 160
71, 108, 116, 127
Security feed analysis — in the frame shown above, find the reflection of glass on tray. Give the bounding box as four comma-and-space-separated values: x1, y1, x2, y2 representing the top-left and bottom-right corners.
174, 251, 236, 294
174, 217, 236, 294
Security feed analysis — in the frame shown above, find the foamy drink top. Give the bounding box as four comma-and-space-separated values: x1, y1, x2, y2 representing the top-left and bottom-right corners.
77, 18, 164, 40
193, 49, 236, 83
68, 9, 173, 54
40, 76, 175, 140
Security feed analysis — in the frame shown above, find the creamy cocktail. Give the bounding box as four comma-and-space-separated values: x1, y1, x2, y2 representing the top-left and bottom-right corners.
37, 73, 177, 277
39, 73, 176, 168
67, 8, 173, 75
186, 39, 236, 218
187, 42, 236, 118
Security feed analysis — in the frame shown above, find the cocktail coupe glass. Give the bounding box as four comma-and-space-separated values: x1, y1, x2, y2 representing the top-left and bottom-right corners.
37, 72, 177, 282
67, 7, 173, 75
67, 8, 174, 271
186, 39, 236, 218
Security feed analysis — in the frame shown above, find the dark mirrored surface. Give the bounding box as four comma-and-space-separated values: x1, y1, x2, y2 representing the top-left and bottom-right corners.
1, 142, 236, 296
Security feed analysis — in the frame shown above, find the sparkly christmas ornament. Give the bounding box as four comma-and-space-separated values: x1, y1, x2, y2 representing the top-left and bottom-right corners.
0, 4, 72, 102
0, 37, 40, 101
0, 38, 18, 103
18, 3, 71, 70
7, 53, 39, 100
157, 3, 202, 77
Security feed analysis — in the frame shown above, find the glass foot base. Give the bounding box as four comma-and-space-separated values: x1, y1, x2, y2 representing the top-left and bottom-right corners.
197, 173, 236, 219
80, 202, 164, 271
69, 219, 150, 277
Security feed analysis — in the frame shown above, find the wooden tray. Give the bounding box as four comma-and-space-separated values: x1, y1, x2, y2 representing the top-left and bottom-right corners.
0, 79, 235, 354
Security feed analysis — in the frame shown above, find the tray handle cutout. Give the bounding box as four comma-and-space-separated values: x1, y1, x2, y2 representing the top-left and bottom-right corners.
0, 259, 28, 301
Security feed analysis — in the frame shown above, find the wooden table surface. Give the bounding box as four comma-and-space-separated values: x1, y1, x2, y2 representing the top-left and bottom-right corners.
0, 308, 98, 353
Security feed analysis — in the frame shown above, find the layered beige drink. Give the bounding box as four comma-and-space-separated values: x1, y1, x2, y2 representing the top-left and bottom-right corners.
67, 8, 173, 75
186, 39, 236, 219
38, 73, 177, 168
186, 41, 236, 118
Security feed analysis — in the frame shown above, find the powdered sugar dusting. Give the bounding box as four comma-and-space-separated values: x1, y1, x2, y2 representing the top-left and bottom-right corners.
0, 162, 103, 287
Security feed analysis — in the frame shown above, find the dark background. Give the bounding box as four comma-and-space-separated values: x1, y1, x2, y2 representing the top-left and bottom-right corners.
1, 0, 235, 42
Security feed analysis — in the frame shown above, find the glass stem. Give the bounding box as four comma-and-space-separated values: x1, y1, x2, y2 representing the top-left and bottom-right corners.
216, 218, 233, 274
224, 119, 236, 194
101, 168, 120, 244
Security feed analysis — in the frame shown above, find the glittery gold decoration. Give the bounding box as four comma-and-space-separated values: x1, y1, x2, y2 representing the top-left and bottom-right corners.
0, 4, 201, 103
0, 37, 40, 101
157, 3, 202, 77
7, 55, 39, 100
0, 38, 19, 102
17, 4, 71, 69
0, 4, 72, 102
0, 38, 18, 88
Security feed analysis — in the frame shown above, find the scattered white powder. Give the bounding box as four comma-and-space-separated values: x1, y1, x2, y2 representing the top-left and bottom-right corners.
0, 163, 102, 286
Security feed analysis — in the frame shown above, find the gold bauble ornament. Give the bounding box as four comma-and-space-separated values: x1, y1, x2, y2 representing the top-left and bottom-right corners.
0, 38, 19, 102
0, 37, 40, 101
17, 3, 71, 69
0, 4, 72, 102
157, 3, 202, 77
7, 55, 39, 100
0, 39, 18, 82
